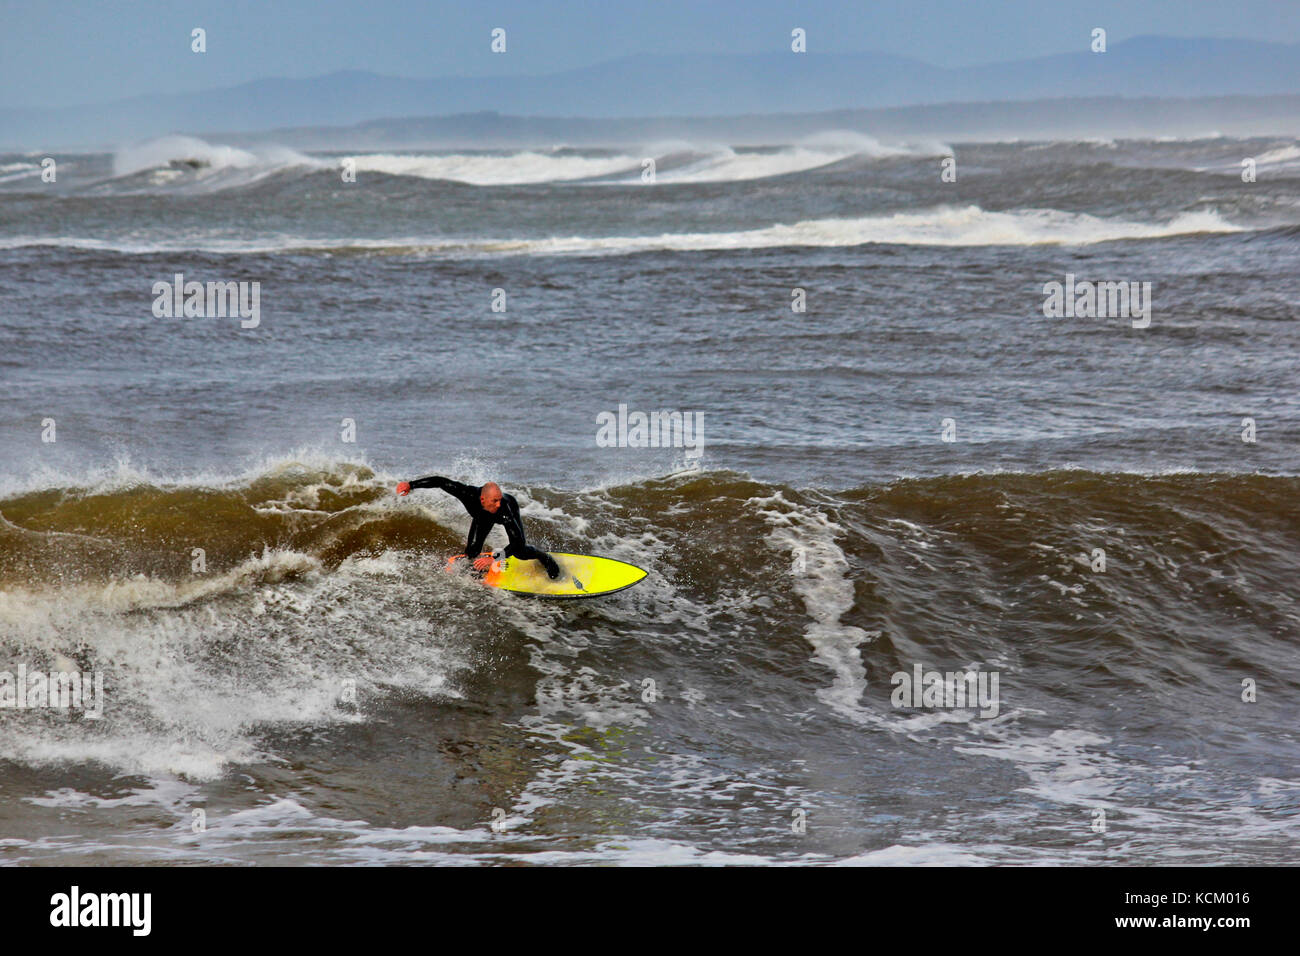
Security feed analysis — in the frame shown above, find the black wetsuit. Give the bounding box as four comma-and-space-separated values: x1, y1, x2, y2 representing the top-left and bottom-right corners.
407, 476, 560, 578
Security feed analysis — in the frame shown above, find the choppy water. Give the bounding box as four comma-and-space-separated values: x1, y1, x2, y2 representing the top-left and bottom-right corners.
1, 133, 1297, 864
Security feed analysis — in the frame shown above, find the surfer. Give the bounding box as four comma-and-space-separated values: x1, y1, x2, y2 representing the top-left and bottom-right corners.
395, 476, 562, 579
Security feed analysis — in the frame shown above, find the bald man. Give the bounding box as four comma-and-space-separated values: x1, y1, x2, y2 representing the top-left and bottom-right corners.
396, 475, 561, 579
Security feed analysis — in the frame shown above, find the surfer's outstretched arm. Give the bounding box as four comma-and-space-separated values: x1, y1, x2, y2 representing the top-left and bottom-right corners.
396, 475, 478, 509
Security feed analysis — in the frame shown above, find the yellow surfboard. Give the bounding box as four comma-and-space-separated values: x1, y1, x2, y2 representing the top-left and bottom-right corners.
446, 551, 647, 598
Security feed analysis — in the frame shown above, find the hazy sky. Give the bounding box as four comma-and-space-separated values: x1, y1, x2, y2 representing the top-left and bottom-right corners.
4, 0, 1298, 108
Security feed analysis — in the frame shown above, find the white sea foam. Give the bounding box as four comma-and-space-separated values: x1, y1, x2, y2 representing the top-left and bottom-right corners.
753, 491, 876, 722
345, 150, 642, 185
93, 133, 944, 190
0, 161, 42, 183
0, 539, 467, 780
646, 132, 934, 184
112, 135, 320, 178
343, 132, 940, 185
1255, 144, 1300, 168
0, 205, 1245, 258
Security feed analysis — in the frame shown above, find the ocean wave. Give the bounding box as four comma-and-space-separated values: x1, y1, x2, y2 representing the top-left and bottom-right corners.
317, 136, 930, 186
0, 205, 1248, 257
1255, 143, 1300, 169
112, 135, 321, 178
0, 160, 42, 184
647, 132, 946, 184
86, 132, 947, 190
1, 457, 1295, 799
344, 150, 643, 184
2, 457, 1294, 617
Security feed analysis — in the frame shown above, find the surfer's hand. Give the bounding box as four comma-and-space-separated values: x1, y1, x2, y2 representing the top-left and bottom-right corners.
473, 553, 494, 572
395, 481, 411, 496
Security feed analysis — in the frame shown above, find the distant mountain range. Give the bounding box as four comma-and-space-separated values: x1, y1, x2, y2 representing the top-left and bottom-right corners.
214, 95, 1300, 150
5, 35, 1300, 148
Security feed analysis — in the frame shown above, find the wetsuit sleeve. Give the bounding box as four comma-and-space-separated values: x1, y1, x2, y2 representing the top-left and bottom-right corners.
407, 475, 478, 509
464, 515, 491, 558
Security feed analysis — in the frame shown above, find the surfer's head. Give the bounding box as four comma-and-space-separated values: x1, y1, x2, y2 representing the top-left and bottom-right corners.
479, 481, 503, 514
